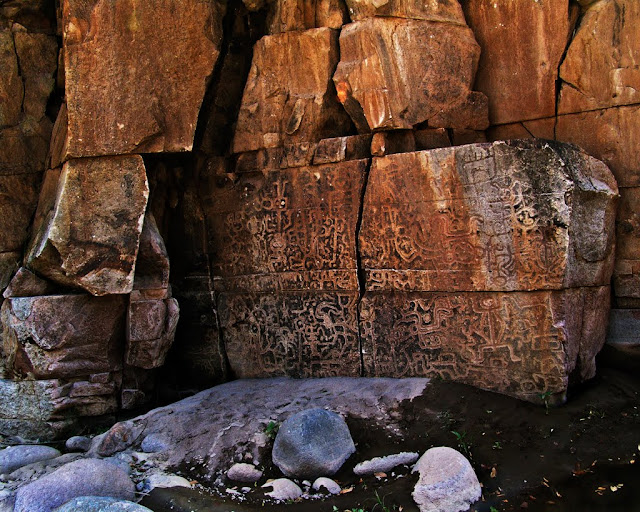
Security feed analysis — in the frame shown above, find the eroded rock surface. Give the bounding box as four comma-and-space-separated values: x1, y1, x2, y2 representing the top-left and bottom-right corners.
57, 0, 225, 159
333, 17, 485, 132
26, 156, 149, 296
233, 28, 351, 153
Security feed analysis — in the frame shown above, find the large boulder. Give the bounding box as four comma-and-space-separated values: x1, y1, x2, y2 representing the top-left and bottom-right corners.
333, 17, 486, 132
0, 445, 60, 474
26, 156, 149, 295
412, 447, 481, 512
232, 28, 352, 153
54, 496, 152, 512
54, 0, 225, 160
14, 459, 135, 512
272, 408, 355, 478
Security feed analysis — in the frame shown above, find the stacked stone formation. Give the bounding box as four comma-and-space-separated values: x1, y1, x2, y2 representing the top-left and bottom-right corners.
0, 0, 636, 437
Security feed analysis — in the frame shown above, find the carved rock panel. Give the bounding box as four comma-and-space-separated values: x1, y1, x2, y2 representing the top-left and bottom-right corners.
344, 0, 466, 24
360, 140, 618, 292
232, 28, 352, 154
333, 18, 485, 132
219, 292, 361, 378
207, 159, 367, 292
361, 287, 610, 402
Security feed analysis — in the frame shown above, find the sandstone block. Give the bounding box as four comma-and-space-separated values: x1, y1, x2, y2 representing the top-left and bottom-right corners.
0, 22, 23, 128
0, 118, 52, 175
344, 0, 466, 24
207, 159, 366, 291
370, 130, 415, 157
0, 173, 42, 253
360, 140, 618, 293
559, 0, 640, 114
1, 294, 126, 379
26, 156, 149, 295
414, 128, 451, 151
266, 0, 347, 33
333, 18, 483, 132
4, 267, 58, 298
232, 28, 351, 153
462, 0, 570, 124
555, 105, 640, 188
361, 287, 611, 402
219, 291, 361, 378
59, 0, 225, 159
0, 252, 20, 291
126, 298, 179, 370
312, 134, 372, 165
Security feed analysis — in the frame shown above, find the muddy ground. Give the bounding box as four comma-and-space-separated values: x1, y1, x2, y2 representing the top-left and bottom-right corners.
141, 356, 640, 512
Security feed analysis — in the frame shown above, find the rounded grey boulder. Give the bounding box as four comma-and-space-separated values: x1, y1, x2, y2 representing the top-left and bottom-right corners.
272, 408, 355, 479
412, 447, 481, 512
14, 458, 135, 512
54, 496, 152, 511
0, 445, 61, 474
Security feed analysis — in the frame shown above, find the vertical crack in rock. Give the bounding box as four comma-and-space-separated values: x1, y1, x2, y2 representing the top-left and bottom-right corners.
354, 157, 372, 377
554, 1, 583, 139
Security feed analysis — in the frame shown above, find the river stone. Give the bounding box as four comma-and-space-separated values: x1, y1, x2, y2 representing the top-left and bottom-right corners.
227, 463, 263, 483
0, 445, 61, 474
272, 408, 355, 479
262, 478, 303, 501
14, 458, 135, 512
54, 496, 152, 511
353, 451, 419, 475
65, 437, 91, 453
412, 447, 481, 512
312, 477, 341, 494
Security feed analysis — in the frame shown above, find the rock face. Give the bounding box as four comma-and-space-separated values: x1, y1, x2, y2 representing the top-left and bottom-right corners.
56, 0, 225, 160
1, 295, 126, 379
232, 28, 352, 153
412, 447, 481, 512
333, 18, 486, 132
360, 141, 617, 292
559, 0, 639, 114
344, 0, 467, 24
54, 497, 152, 512
209, 159, 366, 378
359, 141, 617, 401
13, 458, 135, 512
265, 0, 347, 33
272, 408, 355, 478
26, 156, 149, 296
462, 0, 570, 124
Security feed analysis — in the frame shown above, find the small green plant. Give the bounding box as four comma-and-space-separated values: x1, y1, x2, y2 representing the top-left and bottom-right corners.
451, 430, 472, 458
490, 506, 499, 512
333, 507, 365, 512
539, 391, 552, 413
492, 441, 503, 450
264, 420, 279, 440
372, 490, 397, 512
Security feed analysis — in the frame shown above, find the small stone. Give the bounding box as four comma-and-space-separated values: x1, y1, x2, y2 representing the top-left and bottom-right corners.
14, 458, 135, 512
145, 472, 192, 490
262, 478, 303, 501
0, 445, 61, 474
312, 477, 341, 494
227, 463, 263, 483
412, 447, 481, 512
272, 408, 355, 479
140, 434, 170, 454
53, 496, 152, 511
353, 452, 419, 475
65, 436, 91, 453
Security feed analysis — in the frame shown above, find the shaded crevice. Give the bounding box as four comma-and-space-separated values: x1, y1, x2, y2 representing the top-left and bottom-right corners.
354, 157, 372, 377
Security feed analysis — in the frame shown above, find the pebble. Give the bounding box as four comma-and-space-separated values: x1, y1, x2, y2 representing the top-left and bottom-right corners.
262, 478, 303, 501
227, 463, 263, 483
312, 477, 341, 494
353, 451, 419, 475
